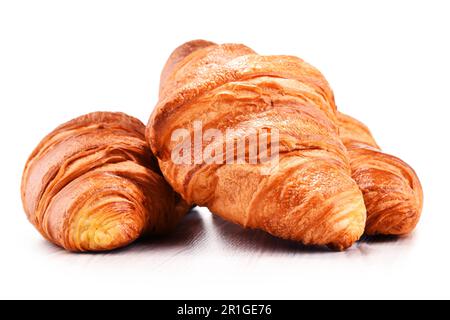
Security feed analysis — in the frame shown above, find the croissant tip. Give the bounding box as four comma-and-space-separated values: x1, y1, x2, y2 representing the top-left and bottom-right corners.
65, 219, 143, 253
365, 221, 418, 237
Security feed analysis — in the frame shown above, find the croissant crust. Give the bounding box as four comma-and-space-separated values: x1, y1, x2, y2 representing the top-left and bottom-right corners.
337, 112, 423, 235
21, 112, 189, 252
148, 40, 367, 250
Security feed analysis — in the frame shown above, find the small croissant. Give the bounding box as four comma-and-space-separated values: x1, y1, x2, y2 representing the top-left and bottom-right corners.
21, 112, 189, 252
148, 40, 367, 250
337, 112, 423, 235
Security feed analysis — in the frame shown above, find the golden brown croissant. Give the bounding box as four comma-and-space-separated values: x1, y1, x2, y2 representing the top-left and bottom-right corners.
21, 112, 189, 252
148, 40, 366, 250
337, 112, 423, 235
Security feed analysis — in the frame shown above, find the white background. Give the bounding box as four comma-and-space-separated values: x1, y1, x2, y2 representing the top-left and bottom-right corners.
1, 0, 449, 300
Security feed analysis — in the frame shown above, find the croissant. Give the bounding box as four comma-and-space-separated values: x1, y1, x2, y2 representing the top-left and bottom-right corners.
21, 112, 189, 252
337, 112, 423, 235
148, 40, 367, 250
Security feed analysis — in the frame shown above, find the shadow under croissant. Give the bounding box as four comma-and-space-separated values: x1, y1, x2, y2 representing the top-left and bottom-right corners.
36, 208, 206, 255
211, 214, 418, 254
359, 234, 415, 245
101, 208, 206, 255
133, 208, 206, 252
35, 208, 416, 255
210, 214, 333, 254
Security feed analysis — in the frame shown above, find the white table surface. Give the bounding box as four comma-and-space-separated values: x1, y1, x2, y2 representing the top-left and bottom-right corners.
1, 200, 448, 299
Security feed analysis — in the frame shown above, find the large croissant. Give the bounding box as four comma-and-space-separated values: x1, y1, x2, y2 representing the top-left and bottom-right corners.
148, 40, 367, 250
21, 112, 189, 252
337, 112, 423, 235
